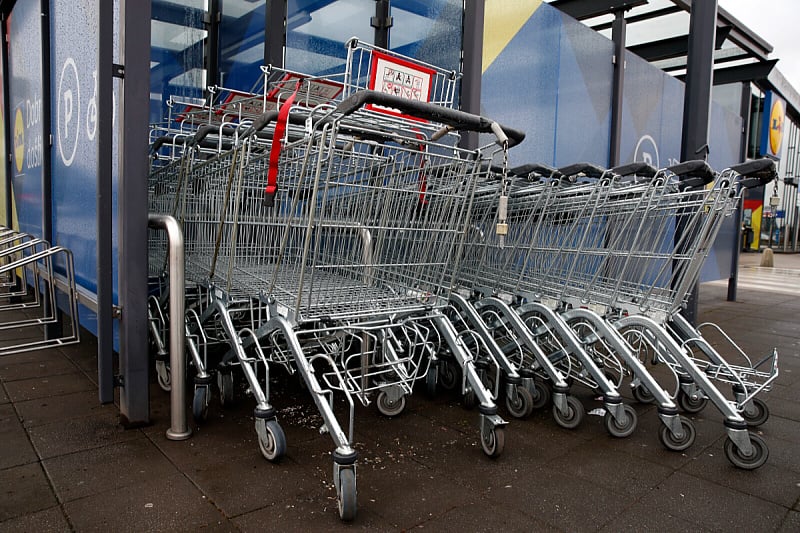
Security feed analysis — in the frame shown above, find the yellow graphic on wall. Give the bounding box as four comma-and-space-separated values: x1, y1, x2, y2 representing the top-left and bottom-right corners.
13, 107, 24, 173
749, 205, 763, 251
769, 98, 784, 156
483, 0, 543, 73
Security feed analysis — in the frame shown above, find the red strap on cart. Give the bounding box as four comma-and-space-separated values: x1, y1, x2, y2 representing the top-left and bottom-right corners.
415, 131, 428, 206
264, 82, 301, 206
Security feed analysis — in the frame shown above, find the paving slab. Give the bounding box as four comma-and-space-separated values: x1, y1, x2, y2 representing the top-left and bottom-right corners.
14, 389, 106, 429
232, 495, 393, 531
0, 505, 71, 532
778, 510, 800, 533
412, 497, 560, 532
43, 437, 179, 503
63, 472, 229, 532
27, 407, 141, 460
0, 403, 38, 470
0, 383, 8, 404
634, 471, 787, 531
0, 351, 80, 382
3, 371, 96, 403
0, 463, 58, 522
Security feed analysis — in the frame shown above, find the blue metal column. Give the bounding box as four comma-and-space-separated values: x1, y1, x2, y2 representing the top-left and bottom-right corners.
609, 9, 626, 166
118, 0, 151, 427
96, 0, 115, 403
460, 0, 484, 150
727, 82, 752, 302
1, 12, 11, 228
679, 0, 718, 325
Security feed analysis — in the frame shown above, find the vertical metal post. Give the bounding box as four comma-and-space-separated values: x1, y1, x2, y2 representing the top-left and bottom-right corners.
148, 215, 191, 441
727, 82, 752, 302
118, 0, 151, 427
372, 0, 392, 49
264, 0, 286, 68
1, 12, 11, 229
97, 0, 115, 404
609, 9, 626, 167
680, 0, 717, 325
206, 0, 220, 90
460, 0, 485, 150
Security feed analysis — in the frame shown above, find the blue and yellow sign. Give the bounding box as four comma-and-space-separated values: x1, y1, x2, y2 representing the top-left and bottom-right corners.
760, 91, 785, 159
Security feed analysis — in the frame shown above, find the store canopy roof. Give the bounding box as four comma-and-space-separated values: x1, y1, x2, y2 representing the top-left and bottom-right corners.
547, 0, 799, 118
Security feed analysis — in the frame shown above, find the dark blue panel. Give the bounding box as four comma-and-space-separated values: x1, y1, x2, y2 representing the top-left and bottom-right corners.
8, 1, 44, 237
50, 0, 100, 293
391, 0, 462, 75
480, 6, 561, 166
552, 10, 613, 167
219, 3, 266, 91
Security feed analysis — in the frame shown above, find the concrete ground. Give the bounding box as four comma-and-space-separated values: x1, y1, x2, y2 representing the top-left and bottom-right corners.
1, 252, 799, 532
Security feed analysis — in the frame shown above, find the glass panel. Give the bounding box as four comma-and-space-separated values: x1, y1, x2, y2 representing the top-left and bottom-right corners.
390, 0, 463, 75
286, 0, 373, 75
150, 1, 208, 125
219, 0, 266, 91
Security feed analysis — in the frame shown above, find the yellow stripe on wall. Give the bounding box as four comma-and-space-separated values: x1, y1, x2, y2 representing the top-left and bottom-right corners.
483, 0, 543, 73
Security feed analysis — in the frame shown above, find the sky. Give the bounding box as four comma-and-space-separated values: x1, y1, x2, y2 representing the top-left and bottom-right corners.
719, 0, 800, 92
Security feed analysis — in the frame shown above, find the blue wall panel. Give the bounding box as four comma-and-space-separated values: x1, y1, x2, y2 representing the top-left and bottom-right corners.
8, 1, 44, 237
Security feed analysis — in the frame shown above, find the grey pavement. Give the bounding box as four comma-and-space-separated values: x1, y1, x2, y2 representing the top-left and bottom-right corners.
1, 252, 799, 531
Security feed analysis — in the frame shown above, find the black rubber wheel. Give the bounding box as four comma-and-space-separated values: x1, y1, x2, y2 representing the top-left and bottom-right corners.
338, 468, 357, 521
438, 361, 458, 391
658, 415, 696, 452
604, 404, 638, 438
505, 385, 534, 418
192, 386, 209, 423
481, 425, 505, 458
741, 398, 770, 427
553, 395, 584, 430
257, 419, 287, 462
462, 389, 477, 409
376, 390, 406, 417
677, 390, 708, 413
156, 360, 171, 392
724, 433, 769, 470
632, 384, 655, 404
425, 365, 438, 398
529, 380, 551, 410
217, 371, 235, 407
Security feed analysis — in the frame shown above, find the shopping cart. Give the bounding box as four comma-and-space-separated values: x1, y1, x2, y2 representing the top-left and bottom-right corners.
498, 158, 778, 469
176, 87, 523, 520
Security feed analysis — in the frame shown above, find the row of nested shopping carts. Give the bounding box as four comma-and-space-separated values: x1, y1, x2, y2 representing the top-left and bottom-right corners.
146, 38, 780, 521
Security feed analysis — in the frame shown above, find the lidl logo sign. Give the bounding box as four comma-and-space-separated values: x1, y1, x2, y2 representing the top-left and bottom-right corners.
760, 91, 786, 159
769, 98, 784, 156
13, 107, 24, 173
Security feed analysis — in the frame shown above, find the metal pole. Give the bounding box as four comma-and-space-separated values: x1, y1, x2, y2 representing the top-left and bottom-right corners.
97, 0, 115, 403
372, 0, 392, 49
1, 13, 11, 229
264, 0, 286, 68
609, 9, 626, 167
206, 0, 220, 90
149, 215, 190, 441
460, 0, 485, 151
727, 82, 752, 302
679, 0, 718, 325
118, 0, 151, 427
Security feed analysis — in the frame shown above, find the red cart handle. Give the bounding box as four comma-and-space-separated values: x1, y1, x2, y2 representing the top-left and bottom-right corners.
264, 81, 301, 207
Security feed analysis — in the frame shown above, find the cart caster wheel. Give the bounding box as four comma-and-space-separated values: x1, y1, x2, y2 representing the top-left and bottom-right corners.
481, 425, 505, 458
553, 395, 584, 430
462, 389, 477, 409
505, 385, 534, 418
192, 385, 209, 423
218, 371, 235, 407
256, 419, 286, 462
741, 398, 770, 427
337, 468, 357, 522
724, 433, 768, 470
425, 365, 438, 398
438, 361, 458, 391
528, 380, 551, 410
376, 390, 406, 417
156, 360, 171, 392
677, 390, 708, 413
604, 404, 638, 438
631, 384, 655, 404
659, 415, 696, 452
